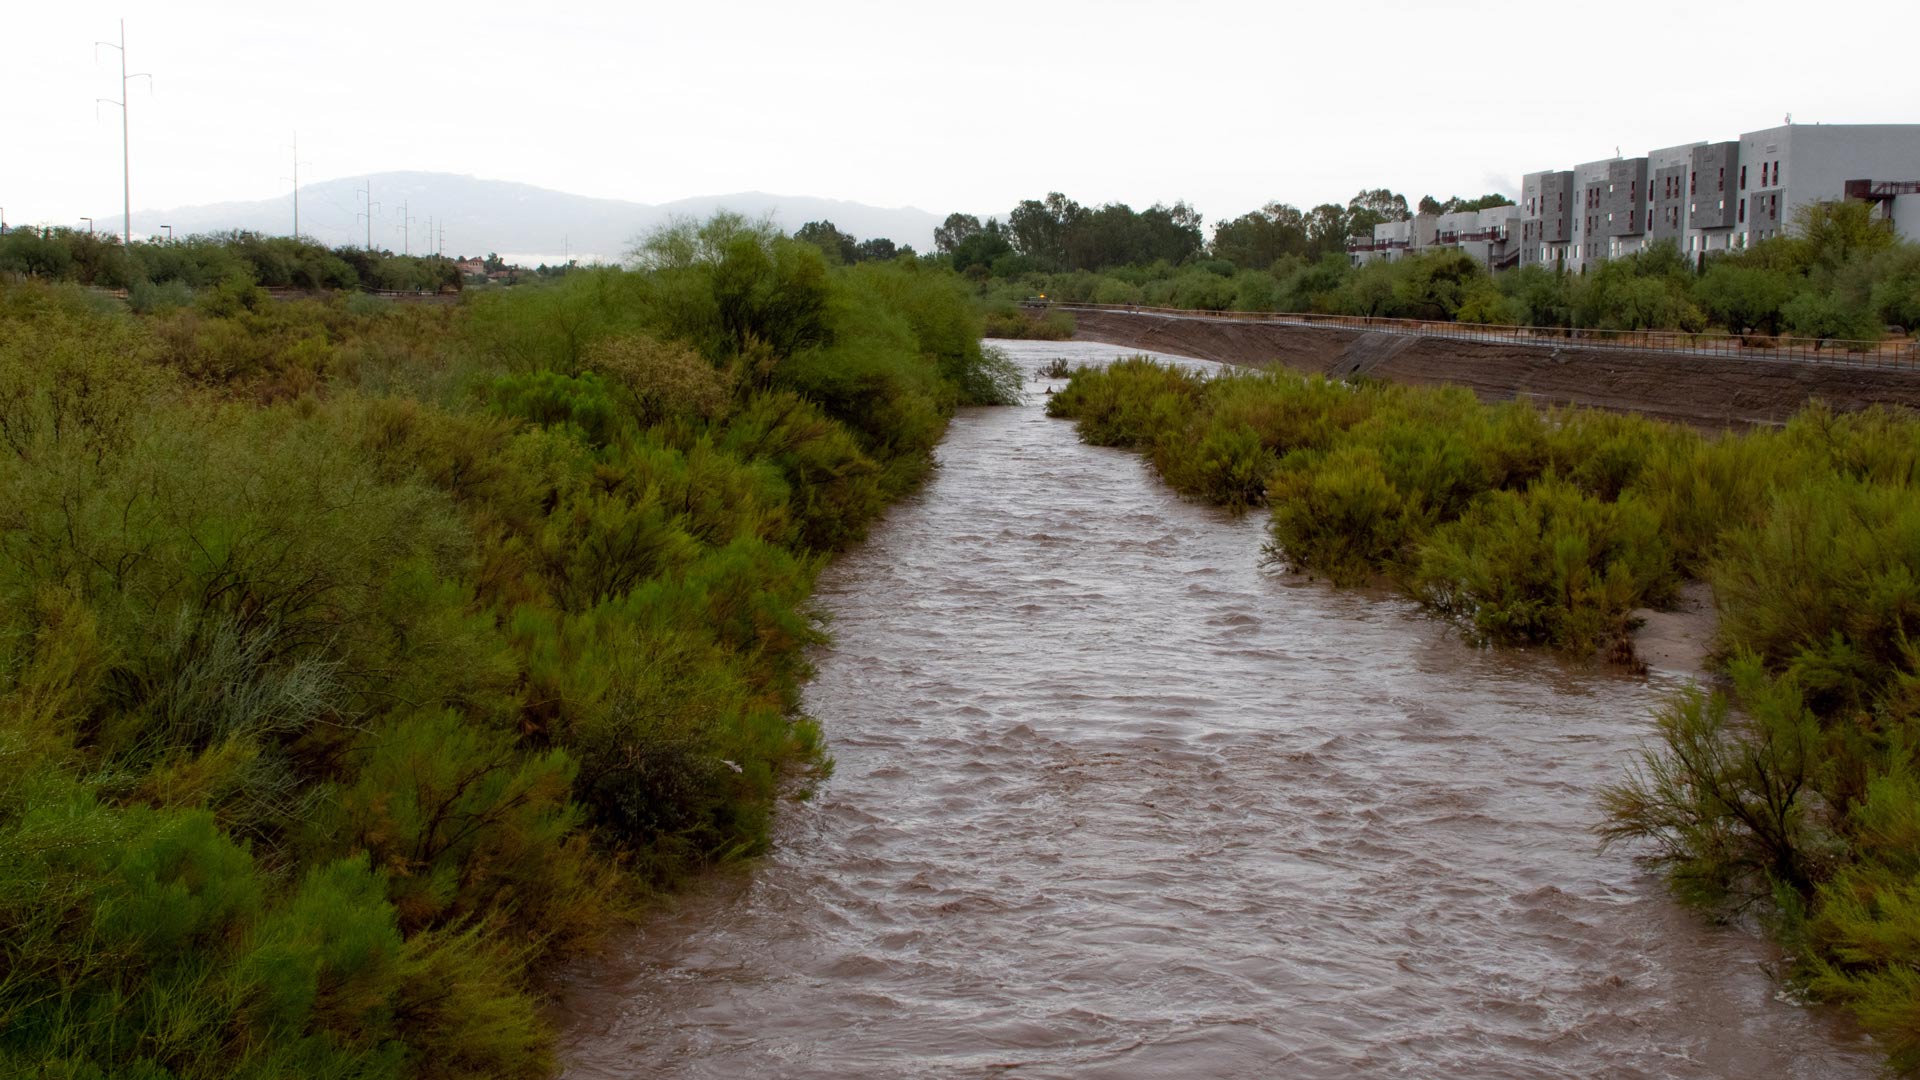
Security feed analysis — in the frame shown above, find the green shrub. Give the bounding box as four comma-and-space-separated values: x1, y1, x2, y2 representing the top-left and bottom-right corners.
1268, 446, 1407, 584
1410, 478, 1675, 651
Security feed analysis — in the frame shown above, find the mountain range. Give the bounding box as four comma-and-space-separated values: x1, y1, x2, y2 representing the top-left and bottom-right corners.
98, 172, 945, 263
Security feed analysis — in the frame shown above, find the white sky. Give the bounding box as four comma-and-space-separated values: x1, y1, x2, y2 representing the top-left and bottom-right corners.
5, 0, 1917, 232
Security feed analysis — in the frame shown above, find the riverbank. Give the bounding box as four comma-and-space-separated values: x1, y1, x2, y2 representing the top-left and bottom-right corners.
0, 237, 1023, 1079
1630, 581, 1717, 679
1068, 309, 1920, 428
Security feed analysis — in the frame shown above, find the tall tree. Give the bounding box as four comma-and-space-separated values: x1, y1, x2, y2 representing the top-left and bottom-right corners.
1211, 202, 1308, 269
934, 213, 982, 256
1304, 203, 1353, 259
793, 220, 857, 265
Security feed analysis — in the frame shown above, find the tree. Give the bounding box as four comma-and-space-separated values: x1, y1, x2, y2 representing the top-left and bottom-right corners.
1211, 202, 1309, 270
1136, 202, 1205, 266
1393, 249, 1486, 321
1008, 192, 1084, 268
1782, 289, 1879, 341
793, 220, 857, 265
1346, 189, 1411, 239
1421, 193, 1518, 216
1447, 193, 1516, 214
949, 217, 1013, 275
1304, 204, 1353, 259
934, 213, 981, 256
1792, 200, 1896, 275
852, 237, 898, 262
1694, 262, 1797, 335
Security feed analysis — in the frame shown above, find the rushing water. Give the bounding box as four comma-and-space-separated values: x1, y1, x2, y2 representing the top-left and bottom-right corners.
556, 340, 1876, 1078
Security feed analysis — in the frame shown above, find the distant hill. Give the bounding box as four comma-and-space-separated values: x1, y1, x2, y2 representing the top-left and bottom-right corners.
98, 172, 944, 264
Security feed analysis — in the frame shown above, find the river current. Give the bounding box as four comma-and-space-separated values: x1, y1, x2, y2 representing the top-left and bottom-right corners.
556, 340, 1875, 1078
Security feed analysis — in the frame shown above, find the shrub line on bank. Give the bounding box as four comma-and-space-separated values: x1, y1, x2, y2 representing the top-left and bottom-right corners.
0, 216, 1020, 1079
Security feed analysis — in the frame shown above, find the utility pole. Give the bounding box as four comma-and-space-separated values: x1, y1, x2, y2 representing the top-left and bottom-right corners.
160, 224, 172, 242
356, 179, 380, 251
95, 19, 151, 248
437, 222, 445, 258
425, 215, 434, 257
283, 132, 311, 239
397, 198, 410, 255
80, 217, 94, 234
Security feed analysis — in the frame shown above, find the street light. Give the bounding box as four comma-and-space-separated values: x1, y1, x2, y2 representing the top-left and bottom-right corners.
160, 224, 172, 242
80, 217, 94, 235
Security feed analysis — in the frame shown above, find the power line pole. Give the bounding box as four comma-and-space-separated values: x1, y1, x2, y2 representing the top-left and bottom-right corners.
397, 198, 410, 255
283, 131, 311, 239
356, 180, 380, 251
95, 19, 152, 249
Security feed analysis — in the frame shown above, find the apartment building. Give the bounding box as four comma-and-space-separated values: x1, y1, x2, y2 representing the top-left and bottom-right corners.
1518, 170, 1573, 268
1514, 123, 1920, 273
1350, 206, 1518, 268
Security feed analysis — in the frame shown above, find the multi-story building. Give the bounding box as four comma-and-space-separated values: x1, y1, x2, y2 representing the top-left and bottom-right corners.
1642, 143, 1700, 255
1350, 206, 1519, 268
1427, 123, 1920, 274
1433, 206, 1522, 269
1519, 170, 1573, 269
1348, 218, 1418, 265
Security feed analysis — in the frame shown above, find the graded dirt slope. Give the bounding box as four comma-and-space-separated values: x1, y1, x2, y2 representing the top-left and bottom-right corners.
1068, 309, 1920, 428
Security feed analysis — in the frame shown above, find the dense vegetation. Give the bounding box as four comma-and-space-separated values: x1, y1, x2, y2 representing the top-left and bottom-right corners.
0, 213, 1018, 1079
0, 226, 463, 299
925, 187, 1917, 345
1049, 357, 1920, 1069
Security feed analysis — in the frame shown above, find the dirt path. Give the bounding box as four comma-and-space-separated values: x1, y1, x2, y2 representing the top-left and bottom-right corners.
1069, 310, 1920, 429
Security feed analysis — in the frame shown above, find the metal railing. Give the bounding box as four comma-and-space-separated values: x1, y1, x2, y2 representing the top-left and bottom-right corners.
1050, 302, 1919, 369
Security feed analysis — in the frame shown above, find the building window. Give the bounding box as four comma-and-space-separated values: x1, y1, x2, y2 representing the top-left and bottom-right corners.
1739, 199, 1745, 223
1690, 171, 1696, 195
1740, 165, 1747, 190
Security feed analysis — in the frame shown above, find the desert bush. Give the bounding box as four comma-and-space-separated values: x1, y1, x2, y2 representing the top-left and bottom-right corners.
1410, 478, 1675, 650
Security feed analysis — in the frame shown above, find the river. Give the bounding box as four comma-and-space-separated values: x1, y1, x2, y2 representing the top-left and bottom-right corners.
555, 340, 1876, 1078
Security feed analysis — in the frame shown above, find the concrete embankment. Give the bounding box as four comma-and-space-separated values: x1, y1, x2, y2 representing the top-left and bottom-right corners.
1068, 309, 1920, 428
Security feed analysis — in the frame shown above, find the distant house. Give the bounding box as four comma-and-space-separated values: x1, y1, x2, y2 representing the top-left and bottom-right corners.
455, 258, 486, 277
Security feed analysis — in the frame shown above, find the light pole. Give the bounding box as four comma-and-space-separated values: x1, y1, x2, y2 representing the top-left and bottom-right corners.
160, 224, 172, 242
80, 216, 94, 235
95, 20, 151, 248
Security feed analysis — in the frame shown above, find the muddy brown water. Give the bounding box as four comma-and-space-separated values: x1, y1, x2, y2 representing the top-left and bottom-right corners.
556, 340, 1876, 1079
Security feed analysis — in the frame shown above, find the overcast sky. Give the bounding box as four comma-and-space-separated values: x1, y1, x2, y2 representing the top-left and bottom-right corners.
6, 0, 1917, 233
